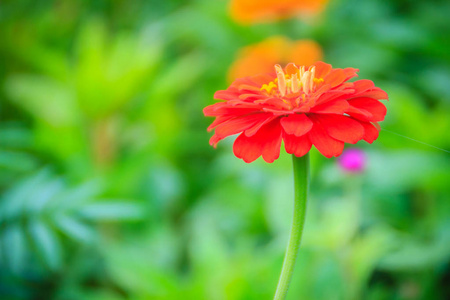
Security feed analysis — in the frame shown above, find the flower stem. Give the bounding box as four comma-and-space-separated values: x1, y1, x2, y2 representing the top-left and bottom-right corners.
273, 153, 310, 300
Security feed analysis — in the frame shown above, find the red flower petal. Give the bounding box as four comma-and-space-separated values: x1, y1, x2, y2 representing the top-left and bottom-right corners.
204, 105, 259, 117
245, 115, 276, 137
283, 132, 312, 157
214, 113, 272, 138
310, 99, 349, 114
352, 79, 375, 94
357, 88, 389, 100
342, 67, 359, 81
261, 124, 283, 163
238, 93, 267, 101
360, 122, 380, 143
312, 115, 364, 144
214, 90, 239, 101
233, 120, 282, 163
313, 61, 332, 78
203, 102, 226, 115
280, 114, 313, 136
324, 69, 347, 88
249, 73, 275, 86
262, 107, 296, 115
209, 135, 220, 148
207, 115, 235, 131
238, 84, 261, 93
345, 105, 373, 121
314, 89, 354, 106
255, 97, 291, 110
308, 124, 345, 158
348, 97, 387, 122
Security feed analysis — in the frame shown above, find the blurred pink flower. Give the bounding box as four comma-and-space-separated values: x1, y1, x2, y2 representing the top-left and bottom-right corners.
338, 148, 366, 173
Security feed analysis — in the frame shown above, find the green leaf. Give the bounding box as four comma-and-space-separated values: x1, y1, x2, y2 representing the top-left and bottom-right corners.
4, 75, 78, 126
27, 178, 64, 214
28, 219, 62, 271
0, 150, 37, 172
51, 180, 102, 212
1, 224, 28, 274
0, 169, 50, 221
0, 124, 32, 148
78, 201, 145, 221
146, 51, 207, 100
52, 214, 96, 243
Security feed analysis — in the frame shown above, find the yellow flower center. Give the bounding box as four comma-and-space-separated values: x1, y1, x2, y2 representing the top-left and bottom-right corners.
260, 81, 278, 94
260, 64, 324, 97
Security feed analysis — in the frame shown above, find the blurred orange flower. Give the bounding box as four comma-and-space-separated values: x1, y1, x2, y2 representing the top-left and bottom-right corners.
230, 0, 328, 24
228, 36, 323, 81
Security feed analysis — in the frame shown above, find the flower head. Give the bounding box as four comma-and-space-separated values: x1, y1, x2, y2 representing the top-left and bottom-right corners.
230, 0, 329, 24
338, 148, 366, 173
228, 36, 323, 81
204, 62, 388, 163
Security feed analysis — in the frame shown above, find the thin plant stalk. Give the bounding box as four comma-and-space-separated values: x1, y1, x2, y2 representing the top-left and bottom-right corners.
273, 153, 310, 300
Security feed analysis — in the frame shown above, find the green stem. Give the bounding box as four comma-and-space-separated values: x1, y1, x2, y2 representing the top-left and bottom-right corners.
273, 153, 310, 300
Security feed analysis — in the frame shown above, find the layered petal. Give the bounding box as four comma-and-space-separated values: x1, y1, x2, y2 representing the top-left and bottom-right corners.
323, 69, 347, 88
348, 97, 387, 122
310, 99, 349, 114
345, 105, 373, 121
280, 114, 313, 136
308, 124, 345, 158
313, 61, 332, 78
360, 121, 380, 143
311, 114, 364, 144
283, 132, 312, 157
358, 88, 389, 100
214, 113, 273, 138
314, 89, 354, 106
244, 115, 276, 136
204, 105, 260, 117
214, 89, 239, 101
207, 115, 236, 131
352, 79, 374, 94
342, 67, 359, 81
233, 120, 282, 163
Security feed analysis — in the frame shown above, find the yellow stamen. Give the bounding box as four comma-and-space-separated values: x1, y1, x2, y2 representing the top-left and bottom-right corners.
313, 78, 324, 84
309, 66, 316, 91
259, 64, 324, 99
302, 70, 311, 94
291, 73, 299, 93
299, 66, 305, 79
260, 81, 277, 94
275, 64, 287, 96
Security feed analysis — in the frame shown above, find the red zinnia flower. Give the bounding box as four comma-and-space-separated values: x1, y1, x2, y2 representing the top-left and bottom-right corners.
204, 62, 388, 163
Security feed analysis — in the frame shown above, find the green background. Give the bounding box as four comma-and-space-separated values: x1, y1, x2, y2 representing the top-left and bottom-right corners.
0, 0, 449, 299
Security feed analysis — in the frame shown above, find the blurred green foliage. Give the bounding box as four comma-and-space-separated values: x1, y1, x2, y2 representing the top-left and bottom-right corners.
0, 0, 449, 299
